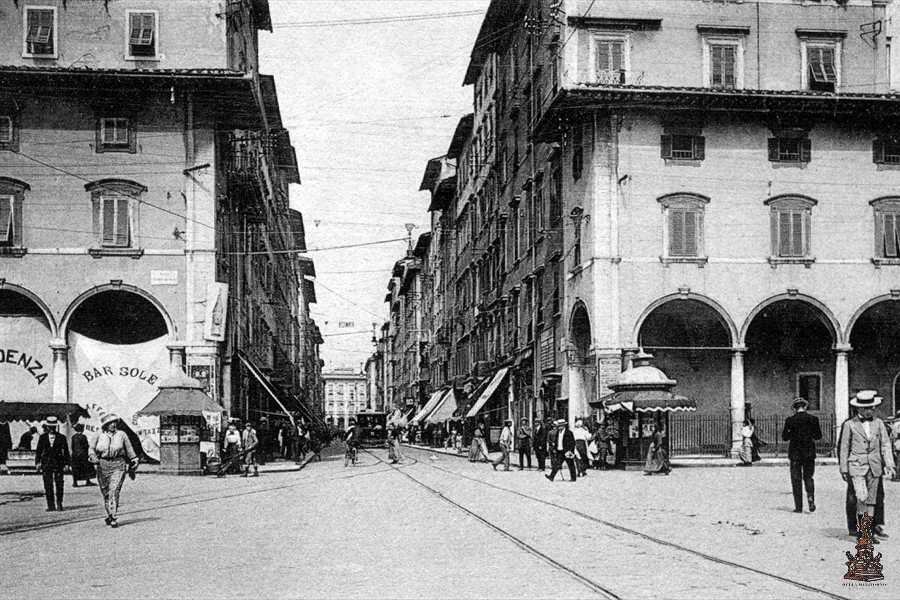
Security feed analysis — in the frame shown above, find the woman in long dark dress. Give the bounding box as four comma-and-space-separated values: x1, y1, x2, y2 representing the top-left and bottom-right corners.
643, 422, 671, 475
70, 423, 95, 487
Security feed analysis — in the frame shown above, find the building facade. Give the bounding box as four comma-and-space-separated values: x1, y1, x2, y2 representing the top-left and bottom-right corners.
0, 0, 321, 456
322, 369, 368, 429
374, 0, 900, 457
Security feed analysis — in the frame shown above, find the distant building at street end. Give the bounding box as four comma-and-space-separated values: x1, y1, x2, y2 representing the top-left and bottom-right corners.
323, 369, 369, 429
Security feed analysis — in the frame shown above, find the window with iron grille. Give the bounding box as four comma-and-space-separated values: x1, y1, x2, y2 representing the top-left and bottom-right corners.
24, 7, 55, 57
97, 118, 136, 153
661, 134, 705, 161
128, 12, 157, 58
765, 195, 816, 258
768, 135, 811, 164
595, 37, 626, 84
873, 138, 900, 165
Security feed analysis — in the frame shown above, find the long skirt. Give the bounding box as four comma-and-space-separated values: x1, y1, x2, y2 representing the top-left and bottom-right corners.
97, 458, 128, 519
71, 454, 94, 481
643, 446, 671, 474
738, 439, 753, 465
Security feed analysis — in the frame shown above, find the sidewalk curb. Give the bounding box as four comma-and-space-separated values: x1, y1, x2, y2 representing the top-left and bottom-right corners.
139, 453, 319, 476
402, 444, 839, 468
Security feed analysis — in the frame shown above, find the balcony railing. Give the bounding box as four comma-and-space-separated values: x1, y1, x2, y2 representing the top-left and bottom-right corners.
225, 131, 274, 187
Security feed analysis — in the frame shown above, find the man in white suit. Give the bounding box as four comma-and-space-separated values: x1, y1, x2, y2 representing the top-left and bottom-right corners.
839, 390, 895, 541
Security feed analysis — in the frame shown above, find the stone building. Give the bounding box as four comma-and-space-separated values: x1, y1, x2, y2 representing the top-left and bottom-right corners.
0, 0, 320, 456
322, 368, 368, 429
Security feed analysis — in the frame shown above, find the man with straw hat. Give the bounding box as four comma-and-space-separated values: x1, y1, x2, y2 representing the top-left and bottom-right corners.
839, 391, 895, 542
781, 397, 822, 513
35, 416, 70, 512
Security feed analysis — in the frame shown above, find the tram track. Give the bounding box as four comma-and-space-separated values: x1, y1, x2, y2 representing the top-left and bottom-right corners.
383, 447, 851, 600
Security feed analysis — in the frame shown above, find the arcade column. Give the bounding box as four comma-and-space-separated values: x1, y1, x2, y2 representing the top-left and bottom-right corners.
730, 346, 747, 459
49, 339, 68, 403
834, 344, 851, 434
167, 342, 186, 373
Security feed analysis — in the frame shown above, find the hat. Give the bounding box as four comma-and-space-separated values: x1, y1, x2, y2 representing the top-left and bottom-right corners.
850, 390, 882, 408
791, 397, 808, 409
504, 419, 513, 424
555, 419, 567, 426
44, 416, 59, 428
100, 413, 119, 427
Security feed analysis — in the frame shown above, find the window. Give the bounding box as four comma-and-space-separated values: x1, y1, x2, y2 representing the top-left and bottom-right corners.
24, 7, 56, 57
701, 32, 745, 90
86, 179, 146, 253
710, 45, 736, 88
0, 115, 18, 152
661, 133, 705, 161
873, 138, 900, 166
805, 45, 838, 93
127, 12, 157, 59
0, 178, 28, 250
658, 193, 708, 260
765, 195, 816, 259
572, 124, 583, 180
797, 373, 822, 411
871, 198, 900, 260
595, 36, 626, 84
97, 118, 136, 153
768, 131, 811, 164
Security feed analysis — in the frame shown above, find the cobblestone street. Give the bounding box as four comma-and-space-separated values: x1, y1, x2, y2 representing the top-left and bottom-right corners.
1, 445, 896, 599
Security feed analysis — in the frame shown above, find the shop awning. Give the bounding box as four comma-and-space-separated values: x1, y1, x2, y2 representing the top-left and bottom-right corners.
238, 351, 296, 427
136, 373, 223, 417
591, 390, 697, 413
0, 402, 90, 423
465, 367, 509, 418
411, 388, 450, 425
425, 389, 458, 424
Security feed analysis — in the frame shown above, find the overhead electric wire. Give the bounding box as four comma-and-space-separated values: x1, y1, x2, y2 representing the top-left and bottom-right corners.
314, 280, 385, 321
275, 9, 484, 28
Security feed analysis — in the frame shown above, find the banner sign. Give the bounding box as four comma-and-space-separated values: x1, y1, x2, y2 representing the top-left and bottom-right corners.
69, 332, 170, 461
0, 315, 53, 401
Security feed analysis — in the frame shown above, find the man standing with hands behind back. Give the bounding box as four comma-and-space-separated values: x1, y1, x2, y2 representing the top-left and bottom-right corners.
782, 397, 822, 513
840, 391, 895, 541
35, 416, 70, 512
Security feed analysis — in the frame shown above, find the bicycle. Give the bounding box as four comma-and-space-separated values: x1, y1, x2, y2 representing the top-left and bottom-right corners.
344, 443, 358, 467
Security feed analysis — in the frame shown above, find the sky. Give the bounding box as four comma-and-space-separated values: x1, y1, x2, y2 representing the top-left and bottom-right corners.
260, 0, 489, 371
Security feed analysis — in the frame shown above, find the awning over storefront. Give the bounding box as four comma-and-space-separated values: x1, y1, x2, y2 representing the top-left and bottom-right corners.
425, 389, 458, 424
0, 402, 90, 423
136, 372, 224, 417
411, 388, 450, 425
465, 367, 509, 418
591, 390, 697, 413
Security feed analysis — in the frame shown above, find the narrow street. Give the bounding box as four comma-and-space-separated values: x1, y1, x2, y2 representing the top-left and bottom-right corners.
1, 446, 893, 599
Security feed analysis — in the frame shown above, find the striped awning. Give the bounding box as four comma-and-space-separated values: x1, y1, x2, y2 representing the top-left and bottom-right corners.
465, 368, 509, 418
591, 389, 697, 413
411, 388, 449, 425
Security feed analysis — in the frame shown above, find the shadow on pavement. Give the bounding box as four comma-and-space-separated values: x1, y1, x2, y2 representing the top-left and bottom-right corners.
117, 517, 160, 528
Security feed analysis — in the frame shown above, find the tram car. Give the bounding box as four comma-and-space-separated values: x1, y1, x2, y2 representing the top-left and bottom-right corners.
355, 411, 388, 447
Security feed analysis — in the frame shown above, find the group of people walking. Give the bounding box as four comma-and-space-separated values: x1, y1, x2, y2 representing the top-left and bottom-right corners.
466, 417, 635, 480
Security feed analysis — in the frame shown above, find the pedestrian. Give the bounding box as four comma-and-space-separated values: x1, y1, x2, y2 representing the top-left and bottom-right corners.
533, 418, 551, 471
516, 418, 532, 470
222, 422, 242, 474
546, 419, 577, 482
750, 425, 767, 463
241, 422, 259, 477
643, 421, 671, 476
89, 414, 139, 528
446, 427, 456, 449
738, 419, 755, 466
256, 417, 269, 465
35, 416, 70, 512
468, 422, 488, 462
494, 419, 513, 471
570, 419, 588, 476
70, 423, 95, 487
592, 421, 611, 470
782, 396, 823, 513
17, 426, 37, 450
839, 391, 895, 541
841, 415, 888, 539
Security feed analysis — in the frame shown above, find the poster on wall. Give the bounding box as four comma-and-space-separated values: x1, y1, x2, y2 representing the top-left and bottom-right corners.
203, 283, 228, 342
69, 332, 170, 461
0, 315, 56, 446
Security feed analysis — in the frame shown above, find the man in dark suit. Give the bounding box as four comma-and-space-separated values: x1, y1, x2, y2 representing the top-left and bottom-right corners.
35, 416, 70, 512
546, 419, 577, 482
533, 418, 551, 471
782, 397, 822, 513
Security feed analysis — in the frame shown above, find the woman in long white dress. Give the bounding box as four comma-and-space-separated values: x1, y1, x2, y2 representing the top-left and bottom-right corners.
738, 419, 754, 466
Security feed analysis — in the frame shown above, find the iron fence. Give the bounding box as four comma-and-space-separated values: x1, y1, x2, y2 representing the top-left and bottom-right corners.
669, 412, 836, 457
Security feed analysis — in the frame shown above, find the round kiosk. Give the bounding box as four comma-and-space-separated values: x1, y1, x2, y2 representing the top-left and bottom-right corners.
590, 353, 696, 469
136, 372, 224, 475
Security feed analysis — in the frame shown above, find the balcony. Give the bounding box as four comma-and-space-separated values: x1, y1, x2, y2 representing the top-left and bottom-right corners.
225, 131, 274, 190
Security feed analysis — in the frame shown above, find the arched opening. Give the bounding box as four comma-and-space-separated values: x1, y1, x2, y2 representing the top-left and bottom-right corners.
65, 289, 172, 462
847, 300, 900, 419
567, 303, 594, 422
637, 298, 733, 415
744, 299, 837, 419
0, 288, 54, 402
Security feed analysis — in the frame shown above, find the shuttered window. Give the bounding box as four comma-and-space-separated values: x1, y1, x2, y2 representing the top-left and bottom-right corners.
873, 139, 900, 165
881, 212, 900, 258
710, 44, 736, 88
766, 197, 815, 259
0, 117, 11, 143
768, 137, 811, 163
596, 39, 625, 84
97, 118, 136, 153
100, 196, 130, 247
0, 195, 18, 247
807, 46, 837, 92
25, 8, 54, 56
661, 134, 705, 160
129, 12, 156, 57
668, 209, 703, 257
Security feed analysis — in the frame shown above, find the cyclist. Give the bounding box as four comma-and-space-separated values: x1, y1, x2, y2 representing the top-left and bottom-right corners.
345, 418, 361, 466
